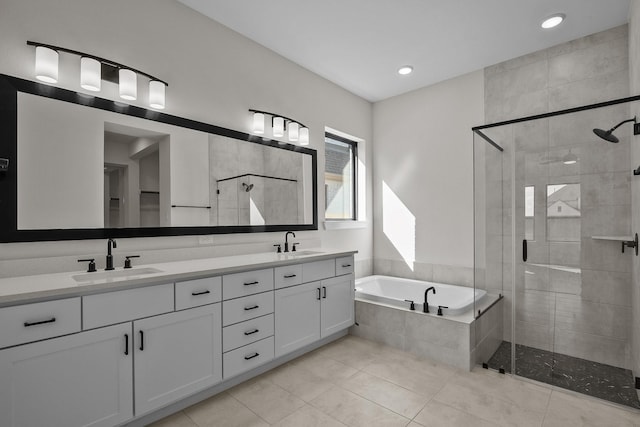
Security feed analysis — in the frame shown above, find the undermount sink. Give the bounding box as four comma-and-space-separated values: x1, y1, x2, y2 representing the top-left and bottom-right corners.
72, 267, 163, 283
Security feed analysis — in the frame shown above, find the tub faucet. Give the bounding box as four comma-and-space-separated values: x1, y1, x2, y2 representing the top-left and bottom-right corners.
106, 238, 117, 271
423, 286, 436, 313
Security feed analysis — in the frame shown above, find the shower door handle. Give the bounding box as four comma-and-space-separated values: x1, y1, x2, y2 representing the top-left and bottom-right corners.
522, 239, 528, 262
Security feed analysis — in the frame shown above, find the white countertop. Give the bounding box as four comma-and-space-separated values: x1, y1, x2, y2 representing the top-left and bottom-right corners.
0, 248, 357, 307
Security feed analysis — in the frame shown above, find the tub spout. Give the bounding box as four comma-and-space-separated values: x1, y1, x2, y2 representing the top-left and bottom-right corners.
423, 286, 436, 313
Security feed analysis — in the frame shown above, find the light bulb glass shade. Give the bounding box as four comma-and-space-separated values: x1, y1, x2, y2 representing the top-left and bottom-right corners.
35, 46, 58, 83
288, 122, 299, 142
80, 57, 101, 91
149, 80, 166, 109
299, 127, 309, 145
273, 116, 284, 137
119, 69, 137, 100
252, 112, 265, 134
398, 65, 413, 75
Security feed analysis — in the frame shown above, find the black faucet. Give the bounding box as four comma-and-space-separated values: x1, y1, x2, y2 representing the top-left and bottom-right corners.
423, 286, 436, 313
106, 238, 117, 271
284, 231, 295, 253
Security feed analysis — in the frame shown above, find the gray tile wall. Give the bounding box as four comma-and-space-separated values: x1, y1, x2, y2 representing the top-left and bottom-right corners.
481, 25, 633, 369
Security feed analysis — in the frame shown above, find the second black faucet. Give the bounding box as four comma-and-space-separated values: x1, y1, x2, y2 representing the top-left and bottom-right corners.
106, 238, 117, 271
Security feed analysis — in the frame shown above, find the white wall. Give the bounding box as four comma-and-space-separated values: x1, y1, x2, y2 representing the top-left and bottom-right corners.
0, 0, 373, 277
372, 71, 484, 284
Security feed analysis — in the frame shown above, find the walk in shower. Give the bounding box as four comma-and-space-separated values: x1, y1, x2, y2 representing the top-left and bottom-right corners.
473, 97, 640, 408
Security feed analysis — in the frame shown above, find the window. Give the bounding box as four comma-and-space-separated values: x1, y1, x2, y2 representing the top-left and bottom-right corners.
325, 133, 357, 220
546, 183, 581, 242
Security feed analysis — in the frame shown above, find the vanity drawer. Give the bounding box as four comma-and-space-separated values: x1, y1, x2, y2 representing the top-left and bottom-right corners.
302, 259, 335, 283
222, 291, 273, 326
335, 256, 354, 276
83, 283, 174, 329
223, 268, 273, 300
274, 264, 303, 289
223, 336, 274, 379
223, 313, 274, 353
0, 298, 81, 349
175, 276, 222, 310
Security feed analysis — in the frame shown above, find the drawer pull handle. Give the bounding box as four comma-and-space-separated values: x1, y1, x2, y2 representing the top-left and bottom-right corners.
244, 305, 259, 311
284, 274, 297, 278
316, 287, 321, 300
139, 330, 144, 351
342, 264, 352, 268
244, 281, 259, 286
124, 334, 129, 356
322, 286, 327, 299
24, 317, 56, 327
191, 290, 211, 296
244, 352, 260, 360
244, 329, 259, 336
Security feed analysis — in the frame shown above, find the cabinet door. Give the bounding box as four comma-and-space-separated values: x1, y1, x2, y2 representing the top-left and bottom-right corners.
0, 323, 133, 427
134, 303, 222, 415
274, 281, 321, 357
321, 274, 355, 338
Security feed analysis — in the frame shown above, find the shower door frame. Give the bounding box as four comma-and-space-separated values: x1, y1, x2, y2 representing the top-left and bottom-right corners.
472, 92, 640, 381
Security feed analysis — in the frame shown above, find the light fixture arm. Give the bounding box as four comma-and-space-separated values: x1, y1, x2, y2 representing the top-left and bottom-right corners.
27, 41, 168, 86
248, 109, 307, 129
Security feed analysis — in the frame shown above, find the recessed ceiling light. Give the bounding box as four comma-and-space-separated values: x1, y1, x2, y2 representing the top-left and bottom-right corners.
541, 13, 565, 29
398, 66, 413, 75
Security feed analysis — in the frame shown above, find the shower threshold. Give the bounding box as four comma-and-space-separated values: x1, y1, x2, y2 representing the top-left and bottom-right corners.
486, 341, 640, 409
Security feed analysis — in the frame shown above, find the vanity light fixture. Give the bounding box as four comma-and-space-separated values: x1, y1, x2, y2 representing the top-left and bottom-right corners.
80, 57, 101, 91
27, 41, 168, 109
34, 46, 58, 83
249, 109, 309, 145
541, 13, 565, 29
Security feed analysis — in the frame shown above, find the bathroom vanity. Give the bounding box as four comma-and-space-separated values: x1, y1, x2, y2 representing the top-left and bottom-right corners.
0, 249, 355, 427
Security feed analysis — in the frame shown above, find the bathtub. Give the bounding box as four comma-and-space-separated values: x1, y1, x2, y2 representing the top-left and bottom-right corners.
355, 275, 485, 316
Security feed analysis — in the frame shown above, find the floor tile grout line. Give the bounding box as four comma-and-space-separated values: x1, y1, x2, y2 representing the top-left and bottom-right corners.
226, 390, 274, 425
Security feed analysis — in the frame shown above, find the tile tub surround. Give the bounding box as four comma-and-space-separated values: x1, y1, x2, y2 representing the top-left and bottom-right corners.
350, 296, 503, 371
149, 335, 640, 427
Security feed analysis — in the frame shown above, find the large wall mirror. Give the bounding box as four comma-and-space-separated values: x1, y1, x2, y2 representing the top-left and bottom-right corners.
0, 75, 317, 242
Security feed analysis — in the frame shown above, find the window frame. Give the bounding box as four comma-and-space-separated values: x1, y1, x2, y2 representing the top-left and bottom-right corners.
324, 132, 358, 221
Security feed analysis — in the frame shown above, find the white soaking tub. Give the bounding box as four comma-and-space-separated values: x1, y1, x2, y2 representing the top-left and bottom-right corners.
355, 275, 485, 316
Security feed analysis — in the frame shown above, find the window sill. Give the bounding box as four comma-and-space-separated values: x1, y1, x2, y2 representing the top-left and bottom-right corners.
323, 220, 368, 230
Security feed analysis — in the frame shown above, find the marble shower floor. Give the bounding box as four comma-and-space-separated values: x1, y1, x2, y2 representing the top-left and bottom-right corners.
149, 335, 640, 427
487, 341, 640, 410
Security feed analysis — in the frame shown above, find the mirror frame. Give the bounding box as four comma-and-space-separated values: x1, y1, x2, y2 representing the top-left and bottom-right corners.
0, 74, 318, 242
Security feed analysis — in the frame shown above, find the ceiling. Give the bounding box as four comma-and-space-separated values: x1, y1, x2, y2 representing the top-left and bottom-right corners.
178, 0, 630, 102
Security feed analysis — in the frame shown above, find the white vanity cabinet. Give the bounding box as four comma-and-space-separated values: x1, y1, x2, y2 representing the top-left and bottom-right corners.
0, 251, 356, 427
0, 322, 133, 427
274, 257, 355, 358
133, 303, 222, 415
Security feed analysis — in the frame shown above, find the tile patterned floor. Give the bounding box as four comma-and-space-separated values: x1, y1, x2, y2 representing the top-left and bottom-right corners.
487, 341, 640, 409
149, 335, 640, 427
